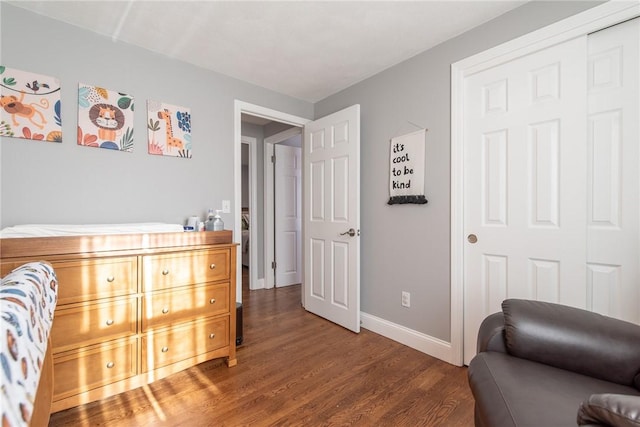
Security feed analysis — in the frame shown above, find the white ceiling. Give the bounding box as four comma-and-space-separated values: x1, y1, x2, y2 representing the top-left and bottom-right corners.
9, 1, 527, 103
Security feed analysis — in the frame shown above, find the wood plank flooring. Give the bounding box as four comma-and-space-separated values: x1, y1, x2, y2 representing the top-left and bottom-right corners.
49, 269, 475, 426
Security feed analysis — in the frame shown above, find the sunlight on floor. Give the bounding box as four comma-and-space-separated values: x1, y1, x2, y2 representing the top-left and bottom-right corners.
191, 368, 223, 395
142, 385, 167, 422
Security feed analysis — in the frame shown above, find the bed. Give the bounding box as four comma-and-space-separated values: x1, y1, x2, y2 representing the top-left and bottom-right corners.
1, 261, 58, 426
241, 209, 250, 267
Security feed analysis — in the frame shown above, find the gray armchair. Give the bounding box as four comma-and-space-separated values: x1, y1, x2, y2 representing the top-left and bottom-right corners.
467, 299, 640, 427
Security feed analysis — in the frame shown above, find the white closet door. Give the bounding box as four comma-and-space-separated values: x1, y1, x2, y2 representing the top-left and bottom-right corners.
463, 19, 640, 364
586, 18, 640, 323
463, 37, 588, 364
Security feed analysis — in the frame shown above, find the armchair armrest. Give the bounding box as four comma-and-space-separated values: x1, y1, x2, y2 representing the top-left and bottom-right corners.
577, 394, 640, 427
476, 312, 507, 354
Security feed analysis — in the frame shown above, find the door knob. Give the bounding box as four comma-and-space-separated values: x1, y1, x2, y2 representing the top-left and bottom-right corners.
468, 234, 478, 244
340, 228, 356, 237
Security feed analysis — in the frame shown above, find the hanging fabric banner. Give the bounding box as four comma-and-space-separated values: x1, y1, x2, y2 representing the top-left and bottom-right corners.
388, 129, 428, 205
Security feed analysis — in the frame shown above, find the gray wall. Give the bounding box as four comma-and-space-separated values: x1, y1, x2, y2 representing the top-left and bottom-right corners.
0, 3, 313, 230
315, 1, 602, 342
2, 1, 604, 345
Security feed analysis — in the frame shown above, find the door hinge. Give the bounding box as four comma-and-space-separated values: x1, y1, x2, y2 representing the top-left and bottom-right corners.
271, 155, 275, 164
271, 261, 277, 269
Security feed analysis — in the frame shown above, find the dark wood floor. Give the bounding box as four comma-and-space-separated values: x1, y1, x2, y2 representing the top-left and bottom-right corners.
50, 269, 474, 426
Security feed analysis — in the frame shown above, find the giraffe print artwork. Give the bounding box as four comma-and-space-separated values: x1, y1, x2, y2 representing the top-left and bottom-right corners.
147, 100, 192, 158
77, 83, 134, 151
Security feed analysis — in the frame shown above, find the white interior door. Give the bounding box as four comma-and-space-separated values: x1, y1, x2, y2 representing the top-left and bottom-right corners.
463, 37, 588, 364
304, 104, 360, 333
275, 144, 302, 287
586, 18, 639, 323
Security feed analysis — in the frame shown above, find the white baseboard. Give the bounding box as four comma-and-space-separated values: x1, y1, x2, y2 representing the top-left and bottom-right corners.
360, 312, 455, 365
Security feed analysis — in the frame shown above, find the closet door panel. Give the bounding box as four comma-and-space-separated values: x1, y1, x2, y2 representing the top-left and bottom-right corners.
463, 36, 588, 364
587, 18, 640, 323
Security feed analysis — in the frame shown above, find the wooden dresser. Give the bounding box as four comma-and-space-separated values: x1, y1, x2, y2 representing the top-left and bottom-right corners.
0, 231, 237, 412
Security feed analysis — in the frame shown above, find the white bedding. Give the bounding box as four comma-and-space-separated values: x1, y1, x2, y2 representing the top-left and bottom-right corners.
0, 223, 184, 238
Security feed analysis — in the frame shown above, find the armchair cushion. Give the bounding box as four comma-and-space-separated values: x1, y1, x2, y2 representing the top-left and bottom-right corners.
469, 352, 640, 427
577, 394, 640, 427
502, 299, 640, 387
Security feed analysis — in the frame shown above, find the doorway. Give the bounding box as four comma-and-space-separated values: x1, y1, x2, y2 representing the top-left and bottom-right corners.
233, 101, 310, 304
240, 135, 257, 291
241, 116, 303, 291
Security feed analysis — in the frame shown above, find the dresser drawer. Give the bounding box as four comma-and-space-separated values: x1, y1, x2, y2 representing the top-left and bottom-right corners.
142, 249, 230, 291
141, 317, 229, 372
142, 282, 229, 331
53, 337, 137, 401
51, 297, 137, 352
1, 261, 25, 276
51, 257, 137, 305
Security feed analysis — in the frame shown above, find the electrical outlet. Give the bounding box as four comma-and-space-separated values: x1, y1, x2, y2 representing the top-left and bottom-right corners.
222, 200, 231, 213
401, 291, 410, 308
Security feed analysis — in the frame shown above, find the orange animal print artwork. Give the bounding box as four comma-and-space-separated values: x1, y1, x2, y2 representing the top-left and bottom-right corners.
77, 83, 134, 151
147, 100, 191, 158
0, 66, 62, 142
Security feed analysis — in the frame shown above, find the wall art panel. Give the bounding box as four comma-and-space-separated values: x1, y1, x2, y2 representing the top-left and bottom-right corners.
77, 83, 134, 151
147, 100, 192, 158
0, 66, 62, 142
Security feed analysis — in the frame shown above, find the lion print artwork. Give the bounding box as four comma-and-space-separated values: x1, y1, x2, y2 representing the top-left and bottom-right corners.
77, 83, 134, 151
89, 104, 125, 141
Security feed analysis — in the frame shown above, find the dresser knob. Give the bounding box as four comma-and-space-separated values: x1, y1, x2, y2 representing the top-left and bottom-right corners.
209, 298, 216, 304
161, 346, 169, 353
106, 276, 115, 283
162, 269, 170, 276
106, 319, 114, 326
209, 333, 215, 339
161, 307, 169, 314
209, 264, 216, 270
106, 361, 115, 369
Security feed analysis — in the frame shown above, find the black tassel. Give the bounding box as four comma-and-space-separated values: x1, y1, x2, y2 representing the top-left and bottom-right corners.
387, 195, 428, 205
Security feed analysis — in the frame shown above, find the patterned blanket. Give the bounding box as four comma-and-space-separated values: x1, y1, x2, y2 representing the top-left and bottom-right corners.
1, 262, 58, 426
